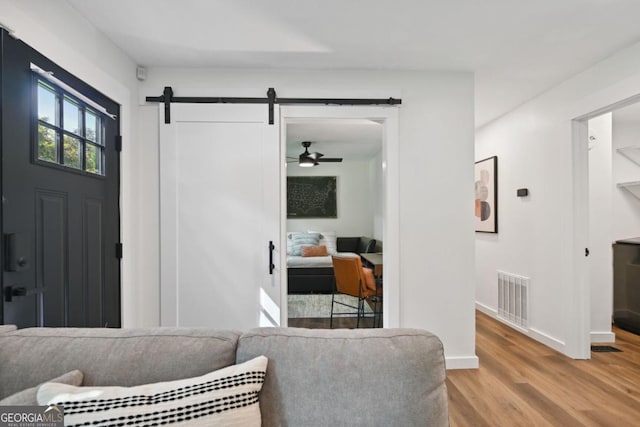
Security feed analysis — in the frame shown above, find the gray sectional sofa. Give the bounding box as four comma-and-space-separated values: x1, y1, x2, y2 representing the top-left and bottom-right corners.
0, 325, 448, 426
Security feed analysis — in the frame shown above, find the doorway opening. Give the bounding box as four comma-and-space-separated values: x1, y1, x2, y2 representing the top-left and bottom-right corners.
572, 95, 640, 358
279, 106, 400, 329
285, 119, 383, 328
586, 103, 640, 344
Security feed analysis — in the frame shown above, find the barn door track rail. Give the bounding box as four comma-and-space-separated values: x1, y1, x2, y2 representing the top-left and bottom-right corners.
145, 86, 402, 124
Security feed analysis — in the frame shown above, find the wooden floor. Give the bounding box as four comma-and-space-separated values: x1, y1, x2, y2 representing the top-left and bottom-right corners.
288, 316, 379, 329
288, 299, 382, 329
447, 311, 640, 427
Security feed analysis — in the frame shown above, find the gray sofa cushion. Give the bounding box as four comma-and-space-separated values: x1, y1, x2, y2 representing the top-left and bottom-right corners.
0, 327, 240, 400
237, 327, 448, 427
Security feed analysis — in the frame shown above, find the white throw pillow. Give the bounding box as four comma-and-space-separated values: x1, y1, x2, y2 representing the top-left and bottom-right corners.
0, 370, 83, 406
289, 233, 320, 256
37, 356, 268, 427
286, 232, 295, 255
308, 230, 338, 254
286, 231, 305, 255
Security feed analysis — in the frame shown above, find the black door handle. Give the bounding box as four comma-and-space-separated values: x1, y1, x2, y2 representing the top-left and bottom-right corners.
4, 286, 46, 302
268, 241, 275, 275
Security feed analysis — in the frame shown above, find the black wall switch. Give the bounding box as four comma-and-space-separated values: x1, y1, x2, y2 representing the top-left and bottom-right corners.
517, 188, 529, 197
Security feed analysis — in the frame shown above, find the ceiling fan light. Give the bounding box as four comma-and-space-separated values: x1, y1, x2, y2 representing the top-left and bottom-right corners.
299, 156, 315, 167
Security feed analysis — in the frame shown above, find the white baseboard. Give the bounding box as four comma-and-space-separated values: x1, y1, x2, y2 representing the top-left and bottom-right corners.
475, 301, 497, 317
475, 302, 566, 354
446, 306, 483, 369
528, 328, 566, 353
445, 356, 479, 370
590, 331, 615, 343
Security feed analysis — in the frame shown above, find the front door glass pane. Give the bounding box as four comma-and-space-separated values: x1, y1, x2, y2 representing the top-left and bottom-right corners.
85, 144, 103, 175
63, 97, 81, 135
37, 83, 58, 126
85, 110, 98, 143
38, 124, 58, 163
63, 135, 82, 169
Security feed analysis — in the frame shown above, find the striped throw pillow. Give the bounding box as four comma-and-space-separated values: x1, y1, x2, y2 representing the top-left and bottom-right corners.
290, 232, 320, 256
37, 356, 268, 427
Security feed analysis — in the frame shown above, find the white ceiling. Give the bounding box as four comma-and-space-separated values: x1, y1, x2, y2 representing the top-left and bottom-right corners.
613, 101, 640, 124
286, 119, 382, 162
67, 0, 640, 127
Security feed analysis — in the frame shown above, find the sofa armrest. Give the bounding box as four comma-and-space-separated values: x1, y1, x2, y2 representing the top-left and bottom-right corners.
358, 237, 383, 253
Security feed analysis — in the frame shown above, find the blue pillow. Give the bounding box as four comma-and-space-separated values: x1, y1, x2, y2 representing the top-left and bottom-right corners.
290, 232, 320, 256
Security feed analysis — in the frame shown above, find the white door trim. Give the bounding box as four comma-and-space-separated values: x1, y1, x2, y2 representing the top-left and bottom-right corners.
570, 92, 640, 358
279, 105, 400, 328
568, 118, 591, 358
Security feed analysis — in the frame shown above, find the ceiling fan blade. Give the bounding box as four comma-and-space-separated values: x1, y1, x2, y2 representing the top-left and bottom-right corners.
298, 142, 340, 165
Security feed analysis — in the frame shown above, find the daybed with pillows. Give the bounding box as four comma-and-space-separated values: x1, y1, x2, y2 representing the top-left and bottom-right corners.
287, 231, 382, 294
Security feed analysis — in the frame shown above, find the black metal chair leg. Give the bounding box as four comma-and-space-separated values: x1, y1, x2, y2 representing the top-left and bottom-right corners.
330, 292, 336, 328
373, 298, 378, 328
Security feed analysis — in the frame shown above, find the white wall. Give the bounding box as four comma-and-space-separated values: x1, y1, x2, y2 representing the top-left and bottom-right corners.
370, 151, 384, 240
0, 5, 477, 365
286, 160, 374, 237
476, 39, 640, 356
587, 113, 614, 342
136, 106, 161, 325
612, 118, 640, 240
0, 0, 142, 326
139, 68, 477, 367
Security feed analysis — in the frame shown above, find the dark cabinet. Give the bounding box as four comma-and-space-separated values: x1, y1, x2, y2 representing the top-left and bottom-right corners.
613, 238, 640, 334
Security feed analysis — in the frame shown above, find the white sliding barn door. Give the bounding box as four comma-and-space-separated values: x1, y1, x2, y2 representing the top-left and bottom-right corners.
159, 104, 281, 329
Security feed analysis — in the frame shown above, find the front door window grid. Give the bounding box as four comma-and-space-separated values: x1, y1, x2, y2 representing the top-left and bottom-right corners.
35, 79, 105, 175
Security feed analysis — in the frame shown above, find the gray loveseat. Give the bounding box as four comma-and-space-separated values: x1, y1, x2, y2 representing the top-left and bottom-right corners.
0, 325, 448, 426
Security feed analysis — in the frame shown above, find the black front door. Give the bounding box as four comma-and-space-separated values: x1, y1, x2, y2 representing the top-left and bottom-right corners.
0, 30, 121, 328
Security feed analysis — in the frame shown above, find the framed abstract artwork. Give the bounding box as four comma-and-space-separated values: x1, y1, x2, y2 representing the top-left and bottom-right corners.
475, 156, 498, 233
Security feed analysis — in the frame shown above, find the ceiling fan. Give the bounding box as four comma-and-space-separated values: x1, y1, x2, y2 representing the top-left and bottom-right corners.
290, 141, 343, 167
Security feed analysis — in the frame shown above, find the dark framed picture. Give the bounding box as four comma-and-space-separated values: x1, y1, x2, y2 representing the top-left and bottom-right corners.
475, 156, 498, 233
287, 176, 337, 218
